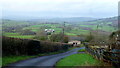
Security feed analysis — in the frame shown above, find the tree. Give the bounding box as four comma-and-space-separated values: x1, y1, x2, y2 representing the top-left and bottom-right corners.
85, 32, 94, 42
63, 36, 69, 43
50, 32, 69, 43
34, 30, 48, 41
50, 32, 63, 42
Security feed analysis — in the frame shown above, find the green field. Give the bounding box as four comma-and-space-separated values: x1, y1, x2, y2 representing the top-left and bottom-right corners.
8, 35, 35, 39
3, 22, 115, 38
79, 24, 116, 32
21, 24, 90, 36
56, 53, 104, 66
2, 19, 116, 39
3, 32, 35, 39
3, 32, 20, 36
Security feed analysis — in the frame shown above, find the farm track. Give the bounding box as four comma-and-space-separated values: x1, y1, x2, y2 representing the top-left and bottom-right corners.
4, 47, 85, 68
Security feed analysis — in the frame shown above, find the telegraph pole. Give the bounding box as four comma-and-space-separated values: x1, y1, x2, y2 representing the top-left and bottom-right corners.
62, 22, 66, 42
63, 22, 66, 35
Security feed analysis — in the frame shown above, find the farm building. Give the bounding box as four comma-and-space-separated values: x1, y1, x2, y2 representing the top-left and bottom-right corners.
44, 29, 55, 35
68, 40, 81, 47
45, 29, 55, 33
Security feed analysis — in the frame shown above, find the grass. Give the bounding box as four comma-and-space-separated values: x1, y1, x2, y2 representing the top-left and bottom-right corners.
80, 44, 85, 47
79, 24, 116, 32
3, 20, 116, 39
2, 56, 35, 66
3, 32, 20, 36
0, 57, 2, 67
8, 35, 35, 39
2, 47, 77, 66
56, 53, 105, 67
65, 33, 77, 36
3, 32, 35, 39
3, 22, 116, 39
22, 23, 90, 36
78, 49, 85, 52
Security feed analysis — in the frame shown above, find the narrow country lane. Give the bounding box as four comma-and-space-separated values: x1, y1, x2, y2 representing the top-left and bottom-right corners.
4, 47, 85, 68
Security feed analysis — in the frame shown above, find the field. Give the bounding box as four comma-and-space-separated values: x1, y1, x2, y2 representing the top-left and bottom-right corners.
79, 24, 115, 32
3, 23, 90, 38
3, 32, 35, 39
2, 19, 117, 39
7, 35, 35, 39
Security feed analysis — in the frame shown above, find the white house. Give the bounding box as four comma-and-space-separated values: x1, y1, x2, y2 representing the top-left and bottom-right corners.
44, 29, 55, 33
68, 40, 81, 47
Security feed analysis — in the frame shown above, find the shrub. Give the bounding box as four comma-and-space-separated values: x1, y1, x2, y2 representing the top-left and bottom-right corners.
85, 34, 94, 42
63, 36, 69, 43
34, 30, 48, 41
50, 33, 63, 42
50, 33, 69, 43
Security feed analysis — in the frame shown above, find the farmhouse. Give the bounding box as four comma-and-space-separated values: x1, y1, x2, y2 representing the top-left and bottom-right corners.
68, 40, 81, 47
44, 29, 55, 35
45, 29, 55, 33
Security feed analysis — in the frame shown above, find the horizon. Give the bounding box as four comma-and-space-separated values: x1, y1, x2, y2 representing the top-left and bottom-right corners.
2, 16, 118, 21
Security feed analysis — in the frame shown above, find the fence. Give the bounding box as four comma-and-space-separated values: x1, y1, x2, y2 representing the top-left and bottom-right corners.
84, 43, 120, 67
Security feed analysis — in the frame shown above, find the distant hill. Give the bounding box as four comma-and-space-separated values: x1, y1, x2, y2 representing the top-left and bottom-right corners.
2, 16, 118, 27
3, 16, 118, 24
29, 17, 97, 24
88, 16, 118, 26
29, 16, 118, 26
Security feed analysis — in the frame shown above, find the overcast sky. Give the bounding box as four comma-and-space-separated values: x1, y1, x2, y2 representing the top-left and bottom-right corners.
1, 0, 120, 19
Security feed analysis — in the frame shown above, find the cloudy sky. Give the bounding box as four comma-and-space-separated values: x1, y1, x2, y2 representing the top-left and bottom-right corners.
1, 0, 119, 19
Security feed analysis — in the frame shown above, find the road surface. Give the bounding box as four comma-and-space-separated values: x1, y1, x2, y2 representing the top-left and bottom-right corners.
4, 47, 85, 68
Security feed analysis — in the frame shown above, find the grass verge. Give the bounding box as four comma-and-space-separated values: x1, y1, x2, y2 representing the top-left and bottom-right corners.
56, 53, 106, 67
78, 49, 85, 52
2, 56, 35, 66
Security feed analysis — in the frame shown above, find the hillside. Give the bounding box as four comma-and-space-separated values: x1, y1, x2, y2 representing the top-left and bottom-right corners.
2, 16, 118, 39
29, 17, 97, 24
87, 16, 118, 26
78, 16, 118, 33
